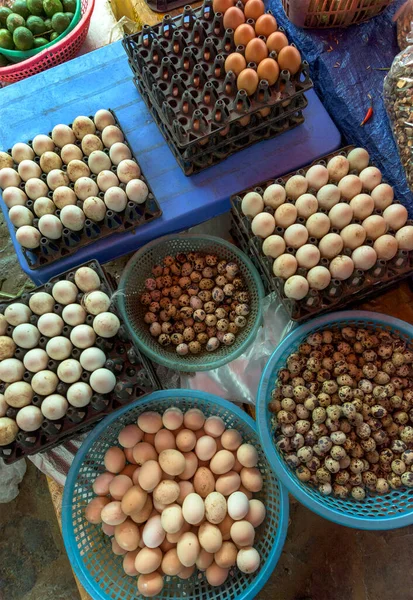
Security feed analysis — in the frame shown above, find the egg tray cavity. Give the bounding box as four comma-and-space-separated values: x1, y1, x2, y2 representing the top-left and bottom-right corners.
0, 260, 160, 464
1, 110, 162, 271
122, 0, 313, 151
230, 146, 413, 322
134, 75, 306, 176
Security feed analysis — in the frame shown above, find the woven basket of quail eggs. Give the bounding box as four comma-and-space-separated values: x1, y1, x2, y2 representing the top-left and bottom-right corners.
0, 262, 158, 464
117, 234, 265, 372
62, 390, 288, 600
0, 109, 161, 270
256, 310, 413, 530
232, 146, 413, 320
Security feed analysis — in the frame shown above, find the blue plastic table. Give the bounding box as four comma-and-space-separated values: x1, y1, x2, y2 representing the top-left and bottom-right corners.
0, 40, 341, 284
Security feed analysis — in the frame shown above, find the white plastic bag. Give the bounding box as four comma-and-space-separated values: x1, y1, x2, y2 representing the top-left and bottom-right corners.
0, 457, 26, 503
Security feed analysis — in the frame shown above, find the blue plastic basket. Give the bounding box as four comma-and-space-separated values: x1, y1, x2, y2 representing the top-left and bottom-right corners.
117, 234, 265, 372
257, 310, 413, 531
62, 389, 288, 600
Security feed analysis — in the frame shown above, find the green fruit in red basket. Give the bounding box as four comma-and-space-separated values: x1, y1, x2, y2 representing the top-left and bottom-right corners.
0, 53, 10, 66
27, 0, 45, 15
50, 30, 58, 40
62, 0, 76, 11
43, 0, 63, 17
51, 11, 69, 33
13, 25, 34, 49
27, 15, 46, 34
0, 28, 14, 49
0, 7, 12, 27
6, 13, 25, 33
33, 35, 48, 47
65, 11, 74, 22
44, 17, 51, 27
11, 0, 30, 19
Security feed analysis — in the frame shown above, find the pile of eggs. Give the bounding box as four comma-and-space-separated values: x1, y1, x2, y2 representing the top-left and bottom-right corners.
214, 0, 302, 97
0, 265, 121, 447
240, 147, 413, 301
85, 407, 266, 597
0, 109, 149, 253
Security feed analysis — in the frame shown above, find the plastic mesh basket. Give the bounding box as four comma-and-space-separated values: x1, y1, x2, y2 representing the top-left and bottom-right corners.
62, 389, 289, 600
257, 310, 413, 530
281, 0, 393, 28
0, 0, 94, 84
117, 234, 265, 372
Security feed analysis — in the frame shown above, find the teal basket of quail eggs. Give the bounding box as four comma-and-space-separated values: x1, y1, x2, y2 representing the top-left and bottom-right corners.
257, 310, 413, 530
62, 390, 289, 600
117, 234, 265, 372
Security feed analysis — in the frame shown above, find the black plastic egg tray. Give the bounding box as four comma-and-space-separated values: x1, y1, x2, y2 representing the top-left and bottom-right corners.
230, 146, 413, 322
1, 110, 162, 271
0, 260, 160, 464
122, 1, 312, 174
134, 75, 306, 175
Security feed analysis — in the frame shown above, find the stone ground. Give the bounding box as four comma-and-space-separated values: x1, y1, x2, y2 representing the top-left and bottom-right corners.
3, 215, 413, 600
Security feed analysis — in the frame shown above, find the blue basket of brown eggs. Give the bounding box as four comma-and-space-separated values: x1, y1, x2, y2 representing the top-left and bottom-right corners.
257, 310, 413, 530
62, 389, 289, 600
230, 145, 413, 321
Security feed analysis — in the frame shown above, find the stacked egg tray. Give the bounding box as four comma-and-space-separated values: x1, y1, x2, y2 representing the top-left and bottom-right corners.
122, 1, 312, 175
230, 146, 413, 322
1, 110, 162, 270
133, 76, 306, 175
0, 261, 160, 464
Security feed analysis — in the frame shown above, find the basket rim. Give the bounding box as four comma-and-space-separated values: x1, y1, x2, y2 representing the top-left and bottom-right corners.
62, 389, 289, 600
257, 309, 413, 531
117, 233, 265, 372
0, 0, 95, 74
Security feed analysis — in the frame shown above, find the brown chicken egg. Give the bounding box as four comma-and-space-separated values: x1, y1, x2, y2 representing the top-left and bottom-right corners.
237, 69, 259, 96
266, 31, 288, 53
223, 6, 245, 29
213, 0, 234, 12
277, 46, 301, 75
244, 0, 265, 20
225, 53, 247, 76
255, 14, 277, 38
257, 58, 279, 85
234, 24, 256, 46
245, 38, 268, 64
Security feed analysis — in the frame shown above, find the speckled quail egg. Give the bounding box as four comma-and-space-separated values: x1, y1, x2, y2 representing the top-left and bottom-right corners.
97, 170, 119, 192
60, 205, 86, 232
74, 177, 99, 201
38, 214, 63, 239
126, 179, 149, 204
109, 143, 132, 166
93, 312, 120, 338
16, 226, 41, 249
9, 206, 34, 228
52, 124, 76, 147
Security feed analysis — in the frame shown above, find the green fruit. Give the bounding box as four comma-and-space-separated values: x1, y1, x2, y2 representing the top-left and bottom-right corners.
0, 53, 10, 66
51, 11, 69, 33
65, 11, 74, 21
44, 17, 51, 28
0, 7, 13, 27
27, 0, 45, 15
62, 0, 76, 11
11, 0, 30, 19
50, 30, 58, 40
26, 15, 46, 34
33, 35, 48, 47
0, 28, 14, 49
6, 13, 25, 33
43, 0, 63, 17
13, 25, 34, 49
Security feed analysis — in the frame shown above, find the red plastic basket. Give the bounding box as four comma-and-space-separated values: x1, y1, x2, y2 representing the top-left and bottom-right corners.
0, 0, 95, 84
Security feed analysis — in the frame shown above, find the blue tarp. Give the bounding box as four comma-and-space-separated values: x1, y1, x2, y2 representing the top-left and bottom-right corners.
268, 0, 413, 215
